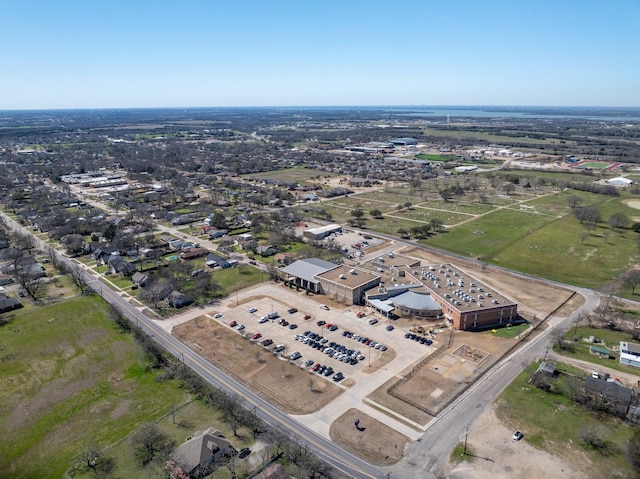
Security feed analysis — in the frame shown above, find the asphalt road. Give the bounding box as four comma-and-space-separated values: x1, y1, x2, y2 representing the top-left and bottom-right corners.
1, 211, 602, 479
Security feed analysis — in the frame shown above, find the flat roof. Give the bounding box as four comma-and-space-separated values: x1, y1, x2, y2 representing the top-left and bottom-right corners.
317, 264, 381, 289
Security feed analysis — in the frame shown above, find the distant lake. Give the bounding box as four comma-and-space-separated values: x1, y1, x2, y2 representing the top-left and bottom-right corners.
383, 106, 640, 122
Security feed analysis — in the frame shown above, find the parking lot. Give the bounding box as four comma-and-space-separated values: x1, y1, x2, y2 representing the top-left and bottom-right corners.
202, 284, 438, 390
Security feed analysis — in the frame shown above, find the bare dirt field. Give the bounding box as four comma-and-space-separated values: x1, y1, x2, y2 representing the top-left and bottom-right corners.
329, 408, 409, 466
447, 405, 586, 479
367, 329, 520, 427
172, 318, 343, 415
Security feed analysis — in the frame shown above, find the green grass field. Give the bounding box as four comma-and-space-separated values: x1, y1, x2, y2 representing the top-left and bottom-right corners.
415, 154, 457, 162
0, 295, 189, 479
496, 362, 637, 477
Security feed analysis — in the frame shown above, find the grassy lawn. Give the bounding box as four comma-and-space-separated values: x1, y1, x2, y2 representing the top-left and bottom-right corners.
496, 362, 637, 478
213, 266, 264, 293
72, 400, 256, 479
415, 153, 458, 162
554, 326, 639, 376
390, 207, 472, 227
426, 208, 552, 258
482, 323, 530, 339
493, 216, 639, 287
0, 295, 189, 479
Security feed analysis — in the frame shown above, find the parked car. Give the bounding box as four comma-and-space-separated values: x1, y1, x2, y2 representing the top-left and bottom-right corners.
317, 320, 327, 326
251, 333, 262, 340
333, 372, 344, 382
385, 324, 394, 331
512, 430, 523, 441
368, 318, 378, 325
261, 338, 273, 346
258, 316, 269, 323
214, 313, 223, 319
229, 320, 237, 327
329, 325, 338, 331
288, 307, 298, 314
304, 359, 314, 368
591, 371, 600, 379
273, 344, 285, 353
290, 351, 302, 360
248, 307, 258, 313
288, 323, 298, 329
238, 447, 251, 458
319, 305, 330, 310
236, 324, 245, 331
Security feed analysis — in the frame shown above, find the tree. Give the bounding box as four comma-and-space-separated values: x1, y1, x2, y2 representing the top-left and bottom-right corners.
608, 212, 629, 230
349, 207, 366, 228
14, 267, 45, 301
369, 208, 382, 219
573, 207, 601, 224
67, 263, 90, 293
620, 269, 640, 295
129, 422, 171, 466
503, 183, 516, 195
430, 218, 444, 232
403, 201, 412, 210
77, 443, 114, 476
566, 195, 581, 208
44, 245, 61, 269
397, 228, 409, 239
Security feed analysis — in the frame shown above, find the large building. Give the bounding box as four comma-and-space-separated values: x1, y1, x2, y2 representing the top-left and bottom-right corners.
361, 254, 518, 331
316, 264, 381, 305
281, 254, 519, 331
303, 224, 342, 241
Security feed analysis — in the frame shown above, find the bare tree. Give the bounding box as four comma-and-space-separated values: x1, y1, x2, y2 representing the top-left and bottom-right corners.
129, 422, 171, 466
68, 263, 90, 293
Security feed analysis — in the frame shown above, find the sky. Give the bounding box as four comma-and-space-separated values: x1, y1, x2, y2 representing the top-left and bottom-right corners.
1, 0, 639, 109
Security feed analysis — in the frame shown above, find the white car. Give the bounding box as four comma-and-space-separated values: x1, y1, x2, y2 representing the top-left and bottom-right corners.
258, 316, 269, 323
248, 307, 258, 313
512, 430, 523, 441
319, 305, 330, 310
214, 313, 222, 319
236, 324, 245, 331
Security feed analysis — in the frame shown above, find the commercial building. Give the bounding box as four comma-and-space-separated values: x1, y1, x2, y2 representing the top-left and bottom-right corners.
303, 224, 342, 241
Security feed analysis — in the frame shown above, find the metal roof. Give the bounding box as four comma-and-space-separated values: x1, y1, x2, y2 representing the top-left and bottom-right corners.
390, 291, 441, 311
281, 258, 338, 284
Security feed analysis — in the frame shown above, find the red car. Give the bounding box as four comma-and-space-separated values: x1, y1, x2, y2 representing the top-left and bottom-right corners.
229, 320, 237, 328
252, 333, 262, 340
312, 363, 321, 372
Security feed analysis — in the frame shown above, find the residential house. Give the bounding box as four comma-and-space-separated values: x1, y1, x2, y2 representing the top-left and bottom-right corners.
170, 427, 236, 478
0, 293, 22, 314
584, 376, 634, 417
166, 290, 193, 308
205, 253, 230, 269
620, 341, 640, 368
131, 271, 150, 287
255, 245, 276, 257
180, 247, 209, 261
107, 255, 137, 277
208, 229, 228, 239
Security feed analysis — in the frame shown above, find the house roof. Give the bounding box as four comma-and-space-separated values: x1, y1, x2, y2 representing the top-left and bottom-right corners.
590, 345, 611, 355
281, 258, 338, 285
172, 427, 232, 474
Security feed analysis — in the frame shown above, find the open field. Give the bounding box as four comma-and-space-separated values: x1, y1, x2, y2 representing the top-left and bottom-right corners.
489, 362, 638, 479
0, 295, 189, 479
329, 408, 408, 466
172, 318, 343, 415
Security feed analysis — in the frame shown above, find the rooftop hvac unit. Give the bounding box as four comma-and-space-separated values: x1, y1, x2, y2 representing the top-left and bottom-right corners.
349, 269, 356, 275
339, 274, 346, 279
378, 268, 384, 272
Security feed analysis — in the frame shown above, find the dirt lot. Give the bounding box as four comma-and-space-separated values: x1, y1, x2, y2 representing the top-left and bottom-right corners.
172, 318, 343, 415
447, 405, 586, 479
329, 408, 409, 466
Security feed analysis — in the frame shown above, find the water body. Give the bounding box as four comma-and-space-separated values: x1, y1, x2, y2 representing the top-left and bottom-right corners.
383, 106, 640, 122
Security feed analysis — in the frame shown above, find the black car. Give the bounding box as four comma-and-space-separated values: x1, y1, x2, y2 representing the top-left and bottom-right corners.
317, 320, 326, 326
288, 307, 298, 314
238, 447, 251, 458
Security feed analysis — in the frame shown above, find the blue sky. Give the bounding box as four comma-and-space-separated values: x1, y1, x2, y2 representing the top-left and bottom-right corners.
1, 1, 639, 109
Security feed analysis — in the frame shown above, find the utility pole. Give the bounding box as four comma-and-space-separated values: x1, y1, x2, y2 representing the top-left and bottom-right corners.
463, 426, 469, 455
